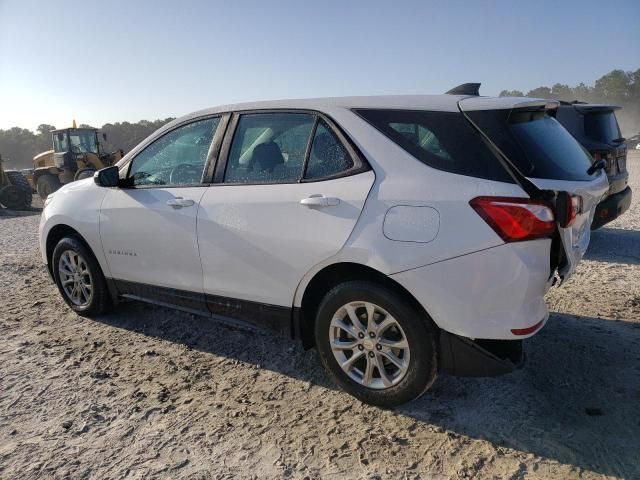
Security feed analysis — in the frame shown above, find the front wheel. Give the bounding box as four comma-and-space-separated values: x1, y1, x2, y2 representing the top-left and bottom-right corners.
314, 281, 438, 407
52, 236, 112, 316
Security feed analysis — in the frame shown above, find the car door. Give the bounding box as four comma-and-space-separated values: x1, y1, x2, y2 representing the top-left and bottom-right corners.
197, 111, 374, 326
99, 116, 223, 308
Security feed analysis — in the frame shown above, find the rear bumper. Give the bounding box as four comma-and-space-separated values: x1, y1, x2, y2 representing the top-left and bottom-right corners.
390, 240, 551, 340
592, 186, 632, 230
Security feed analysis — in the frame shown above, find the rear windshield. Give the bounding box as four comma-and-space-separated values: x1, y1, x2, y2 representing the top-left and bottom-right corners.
584, 111, 621, 144
466, 109, 594, 181
354, 109, 513, 183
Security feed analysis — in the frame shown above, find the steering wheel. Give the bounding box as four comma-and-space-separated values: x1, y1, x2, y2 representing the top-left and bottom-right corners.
169, 163, 201, 185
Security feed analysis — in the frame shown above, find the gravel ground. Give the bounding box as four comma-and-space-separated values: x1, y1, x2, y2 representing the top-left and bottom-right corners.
1, 154, 639, 480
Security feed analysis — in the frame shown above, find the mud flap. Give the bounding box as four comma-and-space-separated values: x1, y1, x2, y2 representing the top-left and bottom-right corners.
439, 330, 524, 377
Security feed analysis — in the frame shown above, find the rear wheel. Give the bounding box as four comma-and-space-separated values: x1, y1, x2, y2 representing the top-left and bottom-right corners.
314, 281, 437, 407
37, 174, 61, 200
5, 171, 32, 208
0, 185, 27, 210
52, 236, 111, 316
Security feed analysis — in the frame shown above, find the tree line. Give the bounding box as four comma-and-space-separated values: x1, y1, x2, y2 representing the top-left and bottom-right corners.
0, 118, 175, 170
499, 68, 640, 136
1, 68, 639, 170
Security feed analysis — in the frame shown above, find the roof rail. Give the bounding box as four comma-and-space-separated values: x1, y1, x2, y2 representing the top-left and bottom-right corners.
446, 83, 481, 96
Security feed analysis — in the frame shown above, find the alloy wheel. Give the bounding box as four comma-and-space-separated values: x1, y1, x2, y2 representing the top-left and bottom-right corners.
58, 250, 93, 307
329, 301, 410, 389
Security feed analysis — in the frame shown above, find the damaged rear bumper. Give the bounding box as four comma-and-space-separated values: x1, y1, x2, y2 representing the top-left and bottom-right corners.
439, 330, 525, 377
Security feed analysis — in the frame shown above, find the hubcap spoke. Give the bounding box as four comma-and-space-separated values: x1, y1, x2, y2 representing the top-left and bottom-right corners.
329, 300, 411, 390
58, 250, 93, 307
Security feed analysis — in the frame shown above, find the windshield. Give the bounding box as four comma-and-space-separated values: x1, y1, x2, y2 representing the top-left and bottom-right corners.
69, 130, 99, 154
584, 111, 621, 144
53, 132, 68, 153
467, 109, 594, 181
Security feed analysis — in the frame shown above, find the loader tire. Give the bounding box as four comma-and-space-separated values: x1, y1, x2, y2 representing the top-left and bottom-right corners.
0, 185, 28, 210
74, 168, 96, 181
5, 171, 32, 208
37, 174, 61, 200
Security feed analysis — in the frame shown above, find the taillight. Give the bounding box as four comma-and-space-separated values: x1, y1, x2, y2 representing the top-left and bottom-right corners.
470, 196, 555, 242
555, 191, 582, 228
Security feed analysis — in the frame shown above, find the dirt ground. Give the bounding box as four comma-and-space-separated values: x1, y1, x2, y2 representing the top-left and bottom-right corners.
1, 153, 639, 480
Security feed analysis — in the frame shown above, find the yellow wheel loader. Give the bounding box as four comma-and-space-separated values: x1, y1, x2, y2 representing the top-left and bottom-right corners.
0, 154, 32, 210
32, 127, 123, 199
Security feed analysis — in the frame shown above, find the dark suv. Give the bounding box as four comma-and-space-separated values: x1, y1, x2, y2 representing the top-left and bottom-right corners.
554, 102, 632, 229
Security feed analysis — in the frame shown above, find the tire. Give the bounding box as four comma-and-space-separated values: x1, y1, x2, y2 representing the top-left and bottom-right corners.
314, 281, 438, 407
74, 168, 96, 181
37, 174, 61, 200
0, 185, 27, 210
5, 171, 32, 208
52, 235, 112, 317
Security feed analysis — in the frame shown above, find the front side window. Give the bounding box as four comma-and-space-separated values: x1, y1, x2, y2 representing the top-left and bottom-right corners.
128, 117, 219, 187
305, 121, 354, 179
224, 113, 315, 184
355, 109, 513, 182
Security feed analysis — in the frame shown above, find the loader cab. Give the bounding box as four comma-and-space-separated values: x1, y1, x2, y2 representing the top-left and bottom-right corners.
53, 129, 100, 156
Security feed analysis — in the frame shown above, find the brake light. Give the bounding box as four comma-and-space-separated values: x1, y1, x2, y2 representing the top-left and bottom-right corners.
470, 196, 555, 242
556, 191, 582, 228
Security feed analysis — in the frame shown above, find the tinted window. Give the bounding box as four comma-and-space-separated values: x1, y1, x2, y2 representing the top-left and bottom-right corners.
128, 118, 219, 186
584, 112, 621, 144
467, 109, 594, 181
224, 113, 315, 184
355, 109, 513, 182
305, 121, 353, 179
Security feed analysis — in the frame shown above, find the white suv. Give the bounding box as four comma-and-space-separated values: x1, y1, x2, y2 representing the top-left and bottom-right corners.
39, 90, 608, 406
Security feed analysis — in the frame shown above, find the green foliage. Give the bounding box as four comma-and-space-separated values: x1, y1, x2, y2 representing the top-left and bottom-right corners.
0, 118, 174, 169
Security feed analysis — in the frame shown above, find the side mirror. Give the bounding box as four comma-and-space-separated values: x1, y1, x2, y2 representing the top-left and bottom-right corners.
94, 165, 120, 187
102, 133, 107, 142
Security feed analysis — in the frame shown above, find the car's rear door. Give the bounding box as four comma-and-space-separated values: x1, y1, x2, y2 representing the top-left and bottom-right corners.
460, 99, 609, 280
197, 111, 374, 330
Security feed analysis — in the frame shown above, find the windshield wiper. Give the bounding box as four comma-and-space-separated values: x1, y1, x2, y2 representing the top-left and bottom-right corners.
587, 159, 606, 175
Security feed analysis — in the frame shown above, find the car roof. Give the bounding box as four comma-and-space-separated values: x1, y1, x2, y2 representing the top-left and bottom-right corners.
174, 94, 551, 124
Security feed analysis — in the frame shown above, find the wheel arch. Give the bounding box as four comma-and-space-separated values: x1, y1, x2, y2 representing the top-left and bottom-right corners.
295, 262, 437, 349
46, 224, 90, 276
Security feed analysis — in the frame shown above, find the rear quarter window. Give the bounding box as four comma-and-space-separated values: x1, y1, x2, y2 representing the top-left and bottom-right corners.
354, 109, 513, 183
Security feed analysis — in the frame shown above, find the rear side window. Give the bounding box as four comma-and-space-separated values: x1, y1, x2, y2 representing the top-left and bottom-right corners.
224, 113, 315, 184
355, 109, 513, 182
584, 112, 621, 144
467, 109, 594, 181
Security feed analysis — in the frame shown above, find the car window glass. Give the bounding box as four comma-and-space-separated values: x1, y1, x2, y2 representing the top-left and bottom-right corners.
128, 117, 219, 187
356, 109, 513, 182
224, 113, 315, 184
305, 121, 354, 179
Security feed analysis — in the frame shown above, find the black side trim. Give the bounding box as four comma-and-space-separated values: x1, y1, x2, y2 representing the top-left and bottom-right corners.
439, 330, 524, 377
206, 294, 291, 336
111, 279, 292, 336
114, 279, 208, 314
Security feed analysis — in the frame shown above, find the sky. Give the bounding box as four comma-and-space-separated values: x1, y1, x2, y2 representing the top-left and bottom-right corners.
1, 0, 639, 131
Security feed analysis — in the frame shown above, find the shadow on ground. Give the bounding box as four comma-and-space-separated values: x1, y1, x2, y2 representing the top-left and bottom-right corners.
94, 301, 640, 478
586, 227, 640, 265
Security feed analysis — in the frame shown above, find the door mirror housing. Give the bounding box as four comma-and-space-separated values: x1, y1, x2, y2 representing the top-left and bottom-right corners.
94, 165, 120, 187
102, 132, 107, 142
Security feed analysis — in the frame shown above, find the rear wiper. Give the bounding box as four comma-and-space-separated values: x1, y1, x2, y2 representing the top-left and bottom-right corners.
587, 159, 606, 175
612, 137, 626, 144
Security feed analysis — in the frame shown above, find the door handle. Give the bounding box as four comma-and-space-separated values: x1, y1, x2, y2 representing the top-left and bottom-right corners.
300, 194, 340, 207
166, 197, 195, 208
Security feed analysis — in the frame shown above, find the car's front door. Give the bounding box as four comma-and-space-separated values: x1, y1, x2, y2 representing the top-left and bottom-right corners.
197, 112, 374, 328
99, 117, 222, 308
